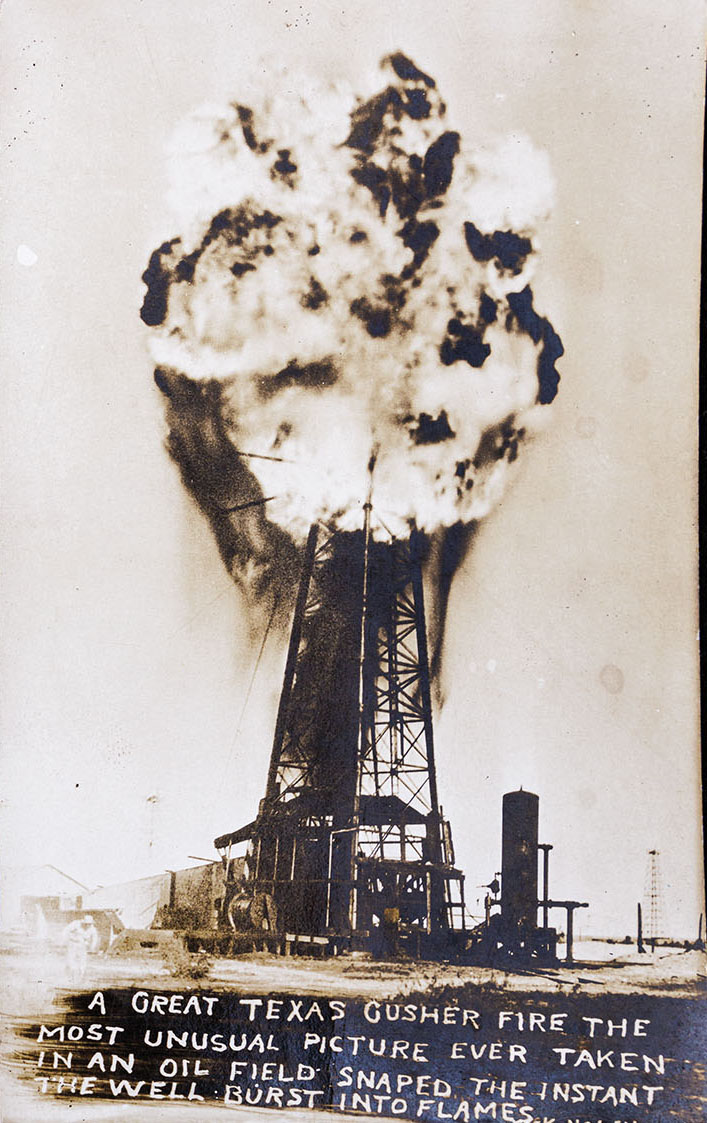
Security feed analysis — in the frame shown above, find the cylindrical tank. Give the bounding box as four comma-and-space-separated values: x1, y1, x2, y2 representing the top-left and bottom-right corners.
501, 790, 539, 935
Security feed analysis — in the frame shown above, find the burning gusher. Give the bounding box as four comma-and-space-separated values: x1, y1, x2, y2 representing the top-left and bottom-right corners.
141, 54, 584, 960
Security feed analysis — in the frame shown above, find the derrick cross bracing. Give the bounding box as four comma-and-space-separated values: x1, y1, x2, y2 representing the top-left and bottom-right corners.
215, 512, 466, 953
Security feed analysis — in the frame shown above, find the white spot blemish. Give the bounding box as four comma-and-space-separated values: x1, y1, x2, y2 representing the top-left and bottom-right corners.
486, 658, 497, 674
17, 244, 38, 267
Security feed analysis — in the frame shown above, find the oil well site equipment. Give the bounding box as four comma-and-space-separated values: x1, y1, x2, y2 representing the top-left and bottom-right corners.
208, 504, 586, 962
215, 508, 466, 957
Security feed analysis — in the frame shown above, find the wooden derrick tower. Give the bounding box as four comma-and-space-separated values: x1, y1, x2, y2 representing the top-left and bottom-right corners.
215, 507, 466, 954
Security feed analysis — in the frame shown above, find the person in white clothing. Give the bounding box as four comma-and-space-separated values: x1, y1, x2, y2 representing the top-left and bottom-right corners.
64, 914, 98, 983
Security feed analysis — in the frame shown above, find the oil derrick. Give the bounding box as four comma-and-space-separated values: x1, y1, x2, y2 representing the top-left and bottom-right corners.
643, 849, 664, 943
215, 508, 466, 955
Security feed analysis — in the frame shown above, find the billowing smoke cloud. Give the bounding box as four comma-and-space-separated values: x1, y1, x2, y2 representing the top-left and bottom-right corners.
141, 53, 562, 641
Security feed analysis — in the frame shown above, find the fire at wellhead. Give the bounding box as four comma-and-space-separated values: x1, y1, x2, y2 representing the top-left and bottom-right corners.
140, 53, 578, 962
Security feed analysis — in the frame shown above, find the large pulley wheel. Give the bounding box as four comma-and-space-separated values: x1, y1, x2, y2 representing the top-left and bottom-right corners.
226, 891, 251, 932
226, 890, 278, 932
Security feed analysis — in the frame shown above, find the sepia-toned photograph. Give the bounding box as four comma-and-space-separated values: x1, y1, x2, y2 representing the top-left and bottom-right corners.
1, 1, 705, 1119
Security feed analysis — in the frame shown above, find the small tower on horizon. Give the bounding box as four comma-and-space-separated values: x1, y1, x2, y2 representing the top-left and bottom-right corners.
643, 848, 664, 942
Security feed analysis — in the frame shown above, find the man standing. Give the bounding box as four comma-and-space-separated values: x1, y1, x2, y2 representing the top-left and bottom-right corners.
64, 914, 98, 984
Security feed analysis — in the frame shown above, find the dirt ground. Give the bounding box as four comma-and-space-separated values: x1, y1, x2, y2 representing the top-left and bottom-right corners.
2, 935, 705, 1015
1, 938, 705, 1123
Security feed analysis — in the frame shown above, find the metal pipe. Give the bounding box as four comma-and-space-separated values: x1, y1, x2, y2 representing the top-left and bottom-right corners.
566, 906, 575, 965
409, 530, 441, 847
459, 871, 467, 934
265, 524, 319, 800
544, 899, 588, 964
425, 870, 433, 935
538, 843, 553, 929
273, 835, 279, 886
326, 827, 357, 930
350, 485, 373, 931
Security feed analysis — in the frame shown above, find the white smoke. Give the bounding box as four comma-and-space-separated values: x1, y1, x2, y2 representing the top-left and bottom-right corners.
142, 54, 562, 545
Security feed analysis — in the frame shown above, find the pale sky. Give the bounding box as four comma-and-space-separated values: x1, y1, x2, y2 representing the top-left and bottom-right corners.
1, 0, 704, 938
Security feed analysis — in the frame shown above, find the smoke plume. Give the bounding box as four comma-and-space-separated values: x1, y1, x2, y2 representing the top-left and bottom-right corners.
141, 53, 562, 639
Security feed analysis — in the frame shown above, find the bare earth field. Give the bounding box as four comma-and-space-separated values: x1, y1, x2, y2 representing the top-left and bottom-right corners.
1, 938, 705, 1123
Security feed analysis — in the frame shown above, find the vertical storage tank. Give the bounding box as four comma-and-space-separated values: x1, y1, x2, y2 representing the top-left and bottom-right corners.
501, 790, 539, 935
